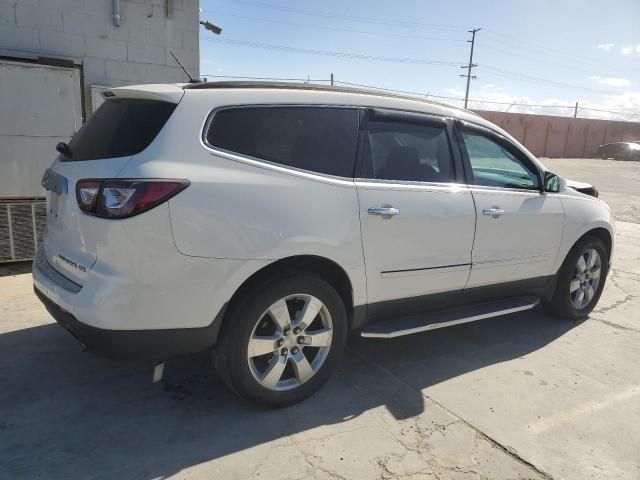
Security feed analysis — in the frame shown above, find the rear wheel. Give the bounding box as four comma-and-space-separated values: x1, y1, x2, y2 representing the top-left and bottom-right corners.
215, 273, 347, 407
544, 236, 609, 320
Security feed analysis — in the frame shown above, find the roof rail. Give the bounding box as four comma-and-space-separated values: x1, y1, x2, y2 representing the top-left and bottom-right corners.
183, 80, 475, 116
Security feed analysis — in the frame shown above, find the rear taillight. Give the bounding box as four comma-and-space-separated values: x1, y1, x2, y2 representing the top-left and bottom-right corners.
76, 179, 189, 219
76, 180, 101, 213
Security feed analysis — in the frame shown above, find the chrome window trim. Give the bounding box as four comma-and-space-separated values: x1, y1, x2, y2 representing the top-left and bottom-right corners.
467, 184, 544, 195
200, 104, 457, 185
354, 177, 470, 193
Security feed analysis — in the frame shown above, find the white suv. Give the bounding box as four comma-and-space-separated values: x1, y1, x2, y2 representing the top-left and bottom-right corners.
34, 82, 614, 406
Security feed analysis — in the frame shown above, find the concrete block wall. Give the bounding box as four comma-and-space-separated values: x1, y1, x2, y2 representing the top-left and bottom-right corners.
474, 110, 640, 158
0, 0, 199, 110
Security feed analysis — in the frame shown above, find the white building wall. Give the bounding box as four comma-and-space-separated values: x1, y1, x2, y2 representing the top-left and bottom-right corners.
0, 0, 199, 110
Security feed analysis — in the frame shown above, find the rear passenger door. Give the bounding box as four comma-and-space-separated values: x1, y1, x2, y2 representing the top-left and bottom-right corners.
356, 109, 477, 305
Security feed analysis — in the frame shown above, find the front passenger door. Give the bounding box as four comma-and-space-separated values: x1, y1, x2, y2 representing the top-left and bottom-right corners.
458, 124, 564, 288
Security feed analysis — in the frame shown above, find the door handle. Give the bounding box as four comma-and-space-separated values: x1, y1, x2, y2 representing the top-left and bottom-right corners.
368, 206, 400, 216
482, 207, 505, 217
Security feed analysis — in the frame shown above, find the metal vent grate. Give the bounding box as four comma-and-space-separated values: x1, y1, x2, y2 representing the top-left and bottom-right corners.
0, 200, 46, 263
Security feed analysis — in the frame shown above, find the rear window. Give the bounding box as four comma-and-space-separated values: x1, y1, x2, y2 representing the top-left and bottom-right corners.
205, 107, 359, 177
62, 99, 176, 161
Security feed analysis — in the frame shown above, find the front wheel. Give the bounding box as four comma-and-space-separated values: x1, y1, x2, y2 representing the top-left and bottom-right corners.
214, 273, 348, 407
544, 236, 609, 320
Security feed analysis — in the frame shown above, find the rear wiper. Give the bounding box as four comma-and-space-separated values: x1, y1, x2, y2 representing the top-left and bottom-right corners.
56, 141, 72, 158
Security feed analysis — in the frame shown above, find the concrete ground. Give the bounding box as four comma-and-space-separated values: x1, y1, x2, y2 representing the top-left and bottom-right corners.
1, 158, 639, 480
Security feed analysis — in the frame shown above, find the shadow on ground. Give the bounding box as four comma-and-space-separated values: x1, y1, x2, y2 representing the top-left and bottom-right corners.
0, 309, 582, 479
0, 261, 32, 278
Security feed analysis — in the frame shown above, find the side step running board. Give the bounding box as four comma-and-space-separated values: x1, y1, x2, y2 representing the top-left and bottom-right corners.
360, 296, 540, 339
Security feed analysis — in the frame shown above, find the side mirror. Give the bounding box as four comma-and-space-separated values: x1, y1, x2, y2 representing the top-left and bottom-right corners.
543, 171, 560, 193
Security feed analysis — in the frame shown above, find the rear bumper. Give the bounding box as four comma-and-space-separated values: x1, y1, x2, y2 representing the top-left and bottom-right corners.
34, 286, 226, 361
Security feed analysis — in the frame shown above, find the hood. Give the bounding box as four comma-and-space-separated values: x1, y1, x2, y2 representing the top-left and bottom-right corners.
564, 178, 599, 198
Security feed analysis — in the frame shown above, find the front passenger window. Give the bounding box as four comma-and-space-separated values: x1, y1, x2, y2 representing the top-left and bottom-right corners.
365, 120, 455, 183
461, 132, 540, 190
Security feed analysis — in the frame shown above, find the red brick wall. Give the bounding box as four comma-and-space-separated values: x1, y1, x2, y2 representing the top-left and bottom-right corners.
473, 110, 640, 158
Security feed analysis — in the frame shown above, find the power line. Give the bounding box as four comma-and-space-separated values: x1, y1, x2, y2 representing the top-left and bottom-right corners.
204, 10, 467, 43
201, 36, 466, 67
482, 29, 638, 74
210, 9, 625, 78
202, 35, 627, 96
478, 66, 623, 95
210, 0, 638, 76
206, 9, 634, 80
223, 0, 467, 31
479, 43, 634, 78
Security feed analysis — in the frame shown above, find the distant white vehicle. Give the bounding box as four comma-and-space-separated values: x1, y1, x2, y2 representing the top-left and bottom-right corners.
34, 82, 614, 406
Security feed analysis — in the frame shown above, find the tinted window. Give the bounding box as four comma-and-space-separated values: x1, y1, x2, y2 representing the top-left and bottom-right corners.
364, 120, 454, 183
206, 107, 359, 177
64, 99, 176, 161
462, 131, 540, 190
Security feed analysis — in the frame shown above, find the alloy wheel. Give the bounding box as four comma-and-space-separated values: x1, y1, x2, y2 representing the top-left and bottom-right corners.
570, 248, 601, 309
247, 294, 333, 391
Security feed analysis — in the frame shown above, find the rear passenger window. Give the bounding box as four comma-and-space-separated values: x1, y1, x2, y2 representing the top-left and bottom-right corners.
205, 107, 359, 177
363, 120, 454, 183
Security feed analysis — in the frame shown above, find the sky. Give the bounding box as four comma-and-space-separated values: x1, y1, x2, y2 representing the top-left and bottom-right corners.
198, 0, 640, 120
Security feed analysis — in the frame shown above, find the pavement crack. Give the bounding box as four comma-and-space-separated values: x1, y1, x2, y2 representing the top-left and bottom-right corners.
296, 444, 348, 480
353, 350, 555, 480
592, 317, 640, 334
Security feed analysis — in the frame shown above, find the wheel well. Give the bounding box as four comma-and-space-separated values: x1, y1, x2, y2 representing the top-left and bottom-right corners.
576, 227, 613, 263
221, 255, 355, 334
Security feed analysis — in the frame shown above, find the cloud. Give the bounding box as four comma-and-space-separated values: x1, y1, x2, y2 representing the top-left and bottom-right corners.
479, 84, 499, 90
621, 45, 633, 55
637, 44, 640, 54
597, 43, 615, 51
589, 76, 631, 87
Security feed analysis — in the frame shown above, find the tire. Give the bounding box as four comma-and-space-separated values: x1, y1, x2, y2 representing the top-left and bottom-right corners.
214, 272, 348, 407
543, 236, 609, 320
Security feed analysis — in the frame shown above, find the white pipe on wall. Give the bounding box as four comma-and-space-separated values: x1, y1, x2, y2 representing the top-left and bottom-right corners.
112, 0, 121, 26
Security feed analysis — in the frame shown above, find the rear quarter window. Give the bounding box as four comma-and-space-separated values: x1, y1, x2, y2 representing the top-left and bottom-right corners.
205, 106, 359, 178
63, 99, 176, 161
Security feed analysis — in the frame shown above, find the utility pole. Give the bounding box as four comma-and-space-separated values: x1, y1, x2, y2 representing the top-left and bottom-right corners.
460, 28, 481, 109
574, 101, 579, 118
330, 73, 334, 86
